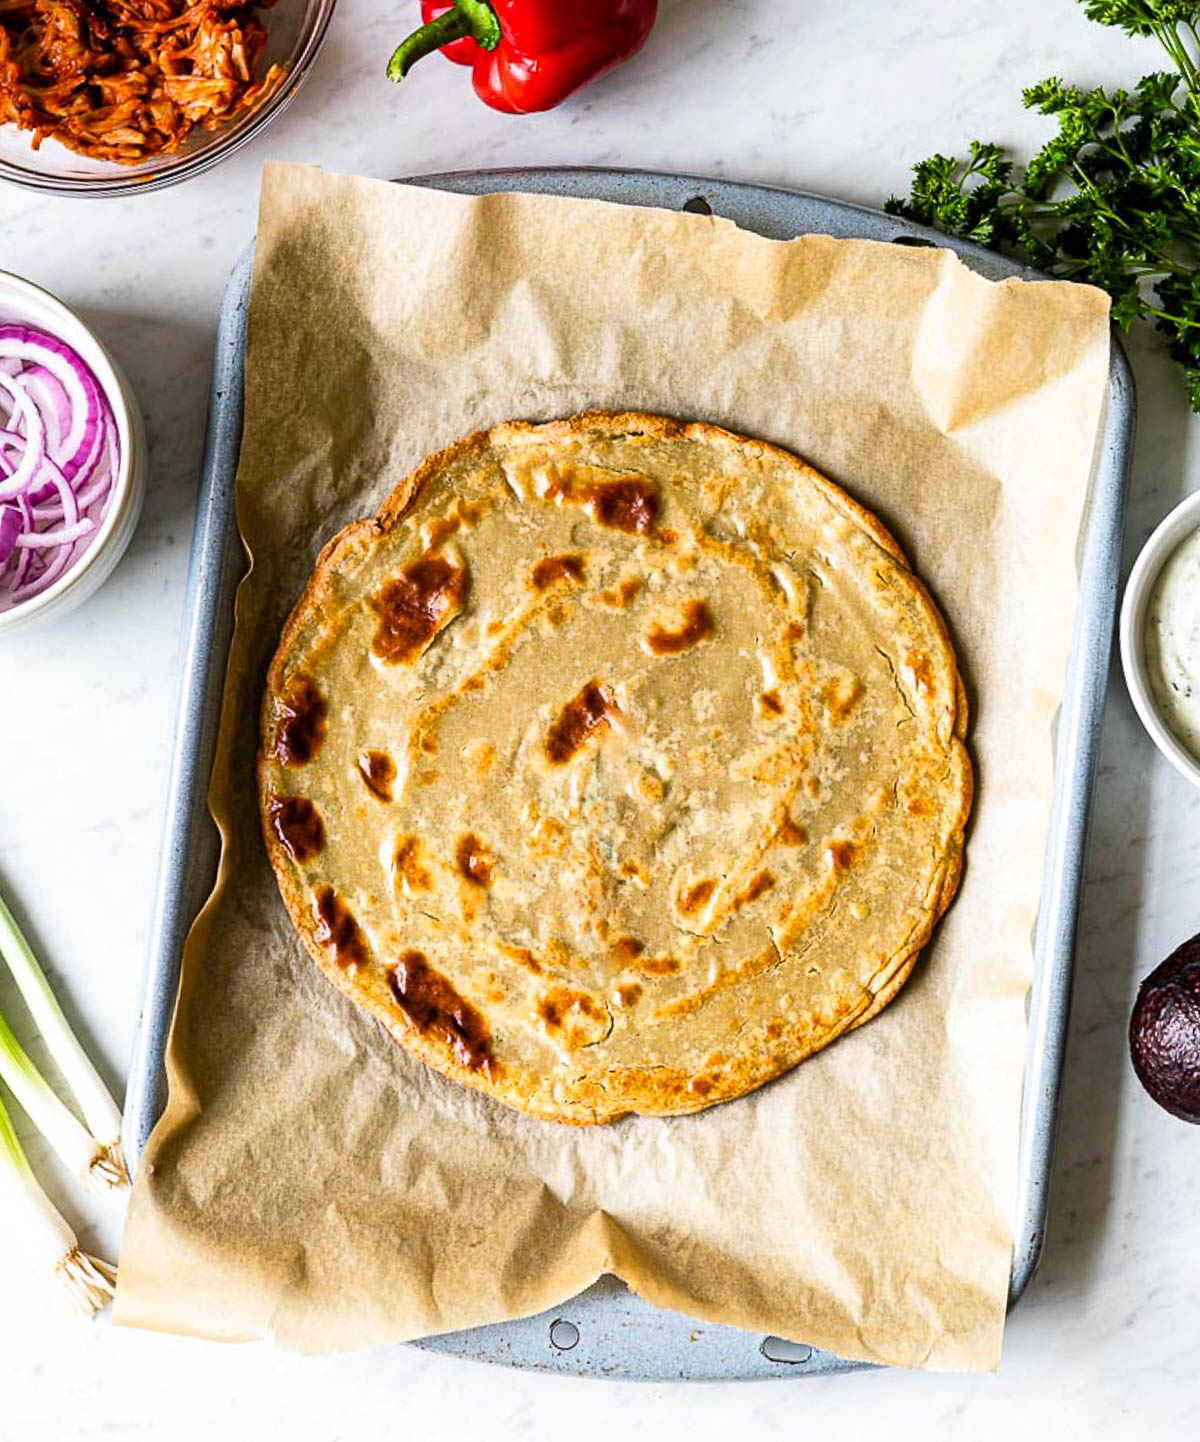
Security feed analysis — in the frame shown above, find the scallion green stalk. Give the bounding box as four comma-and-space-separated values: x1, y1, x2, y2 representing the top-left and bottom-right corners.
0, 891, 126, 1187
0, 1006, 121, 1188
0, 1089, 116, 1316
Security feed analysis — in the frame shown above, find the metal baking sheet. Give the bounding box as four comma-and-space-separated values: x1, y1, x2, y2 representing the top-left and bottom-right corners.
123, 167, 1135, 1380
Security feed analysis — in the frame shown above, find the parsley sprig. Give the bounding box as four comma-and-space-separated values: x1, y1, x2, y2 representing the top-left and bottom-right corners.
887, 1, 1200, 407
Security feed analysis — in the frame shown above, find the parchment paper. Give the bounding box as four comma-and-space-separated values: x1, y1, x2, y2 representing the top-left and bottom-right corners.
114, 164, 1111, 1371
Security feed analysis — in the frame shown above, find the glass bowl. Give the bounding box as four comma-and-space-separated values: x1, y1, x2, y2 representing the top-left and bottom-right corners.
0, 0, 336, 197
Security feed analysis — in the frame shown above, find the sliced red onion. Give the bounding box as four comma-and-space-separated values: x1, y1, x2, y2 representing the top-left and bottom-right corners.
26, 453, 66, 511
0, 325, 102, 483
10, 536, 76, 603
0, 323, 121, 612
29, 385, 105, 505
37, 475, 108, 523
17, 365, 70, 456
10, 542, 33, 592
15, 517, 94, 549
0, 371, 45, 502
0, 504, 19, 566
30, 459, 78, 528
70, 470, 112, 517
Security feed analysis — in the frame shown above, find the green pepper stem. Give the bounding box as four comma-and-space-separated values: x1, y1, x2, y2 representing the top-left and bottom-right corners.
387, 0, 502, 84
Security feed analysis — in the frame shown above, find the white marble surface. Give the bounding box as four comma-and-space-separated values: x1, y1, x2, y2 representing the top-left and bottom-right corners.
1, 0, 1198, 1435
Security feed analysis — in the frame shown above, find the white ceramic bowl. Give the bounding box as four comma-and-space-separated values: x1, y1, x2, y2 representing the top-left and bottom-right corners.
1119, 488, 1200, 791
0, 270, 145, 636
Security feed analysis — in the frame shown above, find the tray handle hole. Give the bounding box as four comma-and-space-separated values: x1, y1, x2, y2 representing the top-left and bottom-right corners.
892, 235, 941, 249
760, 1336, 814, 1365
549, 1318, 580, 1351
681, 195, 713, 215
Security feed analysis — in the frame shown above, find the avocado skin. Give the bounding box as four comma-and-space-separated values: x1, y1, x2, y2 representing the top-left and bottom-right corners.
1129, 933, 1200, 1124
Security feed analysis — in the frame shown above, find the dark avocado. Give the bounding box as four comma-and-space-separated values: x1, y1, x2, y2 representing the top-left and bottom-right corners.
1129, 932, 1200, 1123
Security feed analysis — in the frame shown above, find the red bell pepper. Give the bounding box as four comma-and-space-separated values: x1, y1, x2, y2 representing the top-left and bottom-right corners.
387, 0, 658, 115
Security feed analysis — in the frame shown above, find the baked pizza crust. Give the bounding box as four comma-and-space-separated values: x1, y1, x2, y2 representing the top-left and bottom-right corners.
258, 412, 972, 1123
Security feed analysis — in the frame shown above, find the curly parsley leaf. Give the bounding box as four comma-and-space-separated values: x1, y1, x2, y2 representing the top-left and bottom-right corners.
886, 0, 1200, 407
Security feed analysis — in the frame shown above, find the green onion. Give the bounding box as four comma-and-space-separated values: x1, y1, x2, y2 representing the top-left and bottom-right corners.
0, 1007, 121, 1187
0, 1088, 116, 1316
0, 891, 126, 1189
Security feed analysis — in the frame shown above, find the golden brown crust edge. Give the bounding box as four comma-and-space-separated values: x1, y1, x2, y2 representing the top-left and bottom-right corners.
257, 412, 974, 1125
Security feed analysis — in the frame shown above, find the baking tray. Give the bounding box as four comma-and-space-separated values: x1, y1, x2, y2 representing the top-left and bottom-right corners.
124, 167, 1135, 1380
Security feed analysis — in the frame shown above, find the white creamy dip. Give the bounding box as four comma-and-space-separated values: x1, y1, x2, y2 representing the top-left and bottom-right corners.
1146, 524, 1200, 761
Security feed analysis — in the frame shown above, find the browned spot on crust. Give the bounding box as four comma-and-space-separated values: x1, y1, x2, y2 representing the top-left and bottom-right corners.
314, 887, 369, 970
271, 673, 327, 766
497, 942, 543, 977
734, 869, 775, 909
776, 815, 808, 847
582, 477, 659, 535
419, 770, 440, 786
659, 527, 679, 545
422, 514, 461, 552
456, 832, 492, 888
908, 793, 935, 817
269, 796, 325, 863
678, 877, 716, 917
419, 497, 490, 554
537, 988, 601, 1027
609, 935, 644, 964
758, 689, 784, 717
388, 950, 494, 1072
637, 953, 682, 976
784, 621, 805, 644
906, 649, 935, 697
597, 577, 642, 608
824, 838, 858, 875
357, 749, 396, 802
537, 986, 610, 1048
530, 553, 585, 590
820, 674, 864, 722
616, 983, 643, 1008
688, 1076, 713, 1097
618, 857, 650, 884
645, 600, 715, 656
394, 835, 432, 891
466, 740, 495, 776
371, 552, 467, 665
744, 740, 812, 789
765, 1019, 784, 1040
632, 770, 665, 803
544, 680, 618, 765
655, 942, 804, 1022
525, 814, 569, 860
